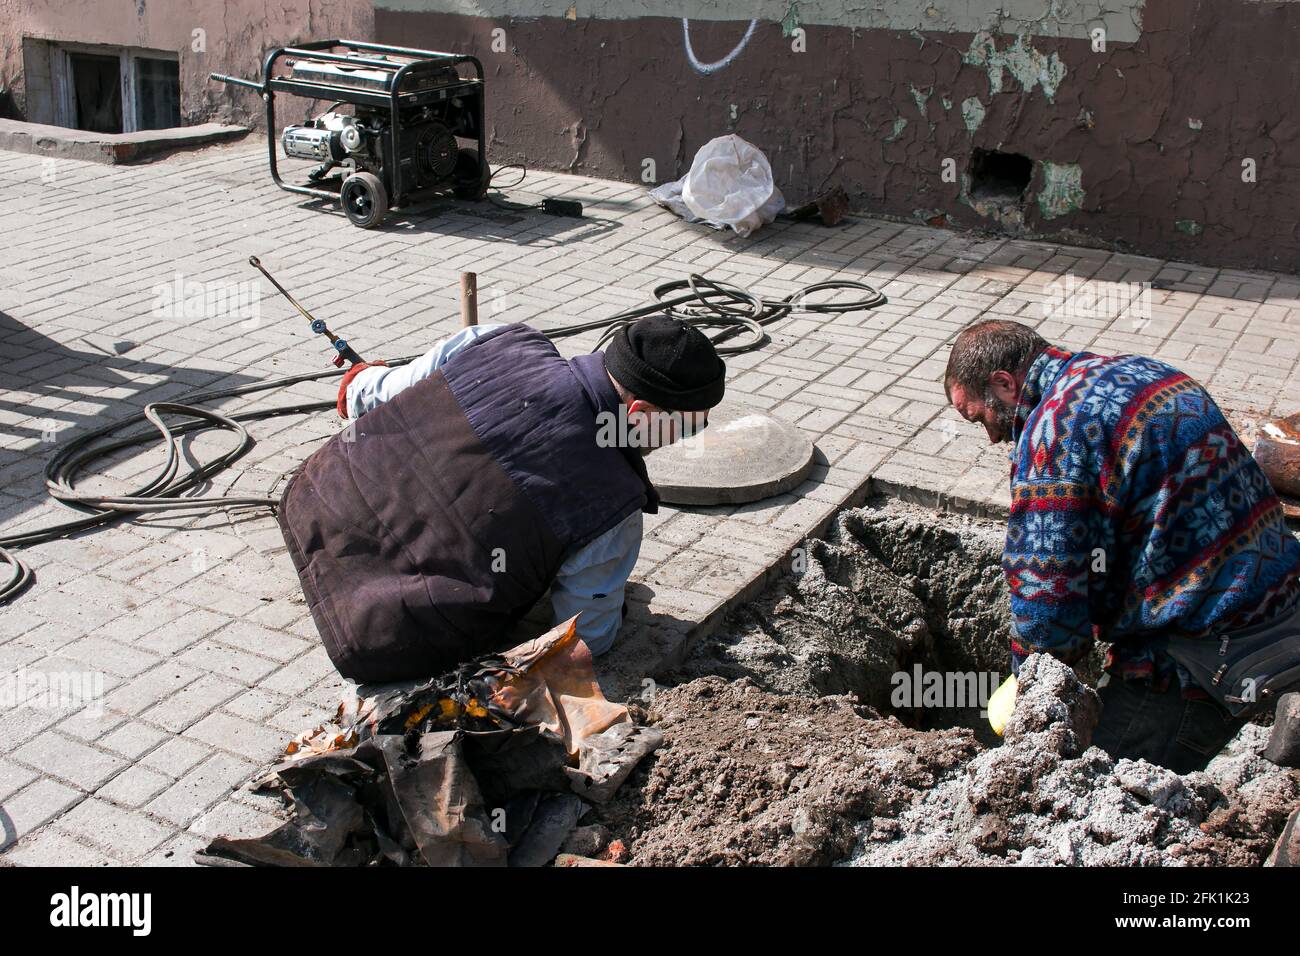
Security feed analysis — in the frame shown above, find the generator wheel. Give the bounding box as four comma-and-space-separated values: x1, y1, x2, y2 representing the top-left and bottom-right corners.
340, 172, 388, 228
452, 149, 490, 201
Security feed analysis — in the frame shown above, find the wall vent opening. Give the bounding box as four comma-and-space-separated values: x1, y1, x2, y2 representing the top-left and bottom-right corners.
968, 148, 1033, 201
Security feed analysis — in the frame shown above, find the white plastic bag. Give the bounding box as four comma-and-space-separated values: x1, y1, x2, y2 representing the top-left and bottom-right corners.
650, 134, 785, 238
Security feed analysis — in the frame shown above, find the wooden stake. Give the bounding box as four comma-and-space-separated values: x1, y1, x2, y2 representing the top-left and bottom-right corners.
460, 272, 478, 327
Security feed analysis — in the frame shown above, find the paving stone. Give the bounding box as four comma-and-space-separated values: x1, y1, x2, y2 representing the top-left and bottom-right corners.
187, 798, 283, 843
0, 777, 81, 849
136, 831, 207, 867
2, 827, 119, 867
13, 731, 126, 791
57, 797, 172, 861
145, 753, 259, 827
94, 765, 173, 808
183, 712, 286, 763
0, 755, 39, 802
104, 662, 204, 717
99, 721, 170, 761
138, 737, 210, 779
140, 673, 243, 734
55, 707, 126, 744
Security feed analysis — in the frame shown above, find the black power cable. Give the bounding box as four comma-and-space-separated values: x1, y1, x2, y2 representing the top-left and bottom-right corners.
547, 274, 885, 353
0, 272, 885, 603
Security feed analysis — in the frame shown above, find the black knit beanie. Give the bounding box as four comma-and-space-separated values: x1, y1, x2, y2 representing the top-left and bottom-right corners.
604, 316, 726, 411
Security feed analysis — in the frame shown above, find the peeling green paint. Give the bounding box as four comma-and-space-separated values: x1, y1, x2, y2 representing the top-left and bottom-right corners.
910, 85, 931, 116
961, 97, 985, 133
1176, 219, 1203, 236
963, 32, 1067, 103
885, 116, 908, 142
781, 2, 801, 37
1037, 162, 1085, 219
1187, 118, 1203, 131
941, 97, 952, 110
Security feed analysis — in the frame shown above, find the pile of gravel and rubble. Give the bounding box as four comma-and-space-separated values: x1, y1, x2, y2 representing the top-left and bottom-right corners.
595, 656, 1296, 866
593, 501, 1298, 866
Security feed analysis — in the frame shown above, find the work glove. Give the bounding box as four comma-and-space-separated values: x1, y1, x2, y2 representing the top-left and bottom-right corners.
988, 674, 1018, 737
336, 361, 387, 418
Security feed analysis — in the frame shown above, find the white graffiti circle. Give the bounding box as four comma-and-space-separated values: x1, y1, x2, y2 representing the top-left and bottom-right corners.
682, 17, 758, 74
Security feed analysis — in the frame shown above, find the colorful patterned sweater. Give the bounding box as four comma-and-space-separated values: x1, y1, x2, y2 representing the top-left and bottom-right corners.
1005, 346, 1300, 693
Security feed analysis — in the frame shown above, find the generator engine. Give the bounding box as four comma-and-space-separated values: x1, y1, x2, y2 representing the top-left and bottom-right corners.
281, 97, 472, 192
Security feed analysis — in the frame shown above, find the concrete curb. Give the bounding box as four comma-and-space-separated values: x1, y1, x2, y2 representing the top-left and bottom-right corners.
0, 119, 249, 165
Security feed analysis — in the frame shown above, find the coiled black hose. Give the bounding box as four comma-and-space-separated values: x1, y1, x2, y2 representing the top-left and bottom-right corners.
0, 273, 884, 602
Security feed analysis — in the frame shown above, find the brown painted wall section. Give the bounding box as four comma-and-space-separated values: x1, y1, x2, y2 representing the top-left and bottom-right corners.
0, 0, 372, 131
376, 2, 1300, 273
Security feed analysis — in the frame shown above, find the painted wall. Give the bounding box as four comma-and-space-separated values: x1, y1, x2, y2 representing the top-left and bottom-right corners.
2, 1, 1295, 271
371, 0, 1300, 272
0, 0, 372, 129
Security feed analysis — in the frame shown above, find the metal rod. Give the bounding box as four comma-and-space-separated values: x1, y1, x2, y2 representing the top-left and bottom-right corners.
249, 256, 317, 324
208, 72, 263, 91
338, 39, 470, 60
279, 48, 408, 71
248, 256, 363, 364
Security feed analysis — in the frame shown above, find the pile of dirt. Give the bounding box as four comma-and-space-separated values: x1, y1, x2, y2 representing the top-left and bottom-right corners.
597, 655, 1296, 866
595, 676, 979, 865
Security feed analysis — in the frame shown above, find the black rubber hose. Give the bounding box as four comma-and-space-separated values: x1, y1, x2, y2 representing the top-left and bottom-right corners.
0, 363, 389, 550
0, 546, 32, 603
0, 272, 885, 603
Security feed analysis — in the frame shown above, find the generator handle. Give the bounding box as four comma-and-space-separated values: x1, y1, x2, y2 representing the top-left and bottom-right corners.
209, 73, 264, 92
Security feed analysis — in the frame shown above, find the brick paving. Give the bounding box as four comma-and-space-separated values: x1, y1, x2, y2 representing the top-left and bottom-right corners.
1, 140, 1298, 864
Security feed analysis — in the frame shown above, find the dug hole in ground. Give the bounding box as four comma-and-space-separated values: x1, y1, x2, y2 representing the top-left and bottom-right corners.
588, 497, 1298, 866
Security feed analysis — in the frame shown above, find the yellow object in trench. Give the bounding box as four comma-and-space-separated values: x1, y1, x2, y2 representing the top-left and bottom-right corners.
988, 674, 1018, 736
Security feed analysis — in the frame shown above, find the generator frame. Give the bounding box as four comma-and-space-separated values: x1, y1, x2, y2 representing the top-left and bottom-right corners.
211, 39, 487, 223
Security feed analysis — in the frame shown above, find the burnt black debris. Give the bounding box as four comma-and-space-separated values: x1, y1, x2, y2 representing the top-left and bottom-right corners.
197, 623, 662, 867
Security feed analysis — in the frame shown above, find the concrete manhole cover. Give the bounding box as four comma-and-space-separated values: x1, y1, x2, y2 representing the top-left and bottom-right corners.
646, 402, 816, 506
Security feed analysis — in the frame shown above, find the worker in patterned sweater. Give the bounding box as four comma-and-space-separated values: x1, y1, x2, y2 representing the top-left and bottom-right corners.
944, 319, 1300, 772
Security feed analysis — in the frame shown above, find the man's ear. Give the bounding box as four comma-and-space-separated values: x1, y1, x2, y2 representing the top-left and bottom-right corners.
626, 398, 655, 416
989, 370, 1019, 405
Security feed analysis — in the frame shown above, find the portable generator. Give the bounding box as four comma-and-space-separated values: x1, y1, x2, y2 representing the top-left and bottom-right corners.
211, 40, 488, 228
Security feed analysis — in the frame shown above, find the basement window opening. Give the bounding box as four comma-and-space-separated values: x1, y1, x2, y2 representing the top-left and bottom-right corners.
968, 148, 1033, 202
23, 39, 182, 133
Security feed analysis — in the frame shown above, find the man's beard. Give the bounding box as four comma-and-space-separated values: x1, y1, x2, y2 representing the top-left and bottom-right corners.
985, 390, 1018, 443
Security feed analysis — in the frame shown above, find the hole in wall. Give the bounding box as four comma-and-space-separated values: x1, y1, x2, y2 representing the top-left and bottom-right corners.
968, 148, 1033, 202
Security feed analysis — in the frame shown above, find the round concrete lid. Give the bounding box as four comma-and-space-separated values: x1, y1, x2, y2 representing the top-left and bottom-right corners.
646, 403, 816, 506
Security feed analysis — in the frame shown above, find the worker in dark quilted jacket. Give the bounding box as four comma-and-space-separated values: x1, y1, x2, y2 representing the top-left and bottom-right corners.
944, 318, 1300, 772
278, 316, 724, 683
